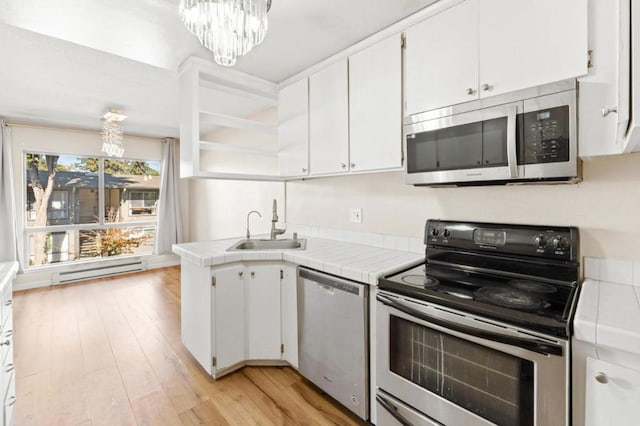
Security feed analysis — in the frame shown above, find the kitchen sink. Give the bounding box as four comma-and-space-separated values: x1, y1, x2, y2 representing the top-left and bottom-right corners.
227, 238, 307, 251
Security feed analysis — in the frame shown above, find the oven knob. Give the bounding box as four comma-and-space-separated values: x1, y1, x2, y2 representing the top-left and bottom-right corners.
552, 237, 568, 250
431, 228, 439, 237
443, 229, 451, 238
533, 235, 546, 248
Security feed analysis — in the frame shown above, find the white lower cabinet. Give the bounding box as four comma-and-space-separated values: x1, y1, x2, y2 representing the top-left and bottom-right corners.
246, 263, 282, 360
181, 259, 297, 379
585, 357, 640, 426
212, 264, 246, 373
281, 264, 298, 368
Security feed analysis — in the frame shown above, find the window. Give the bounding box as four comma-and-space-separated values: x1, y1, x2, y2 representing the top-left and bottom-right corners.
24, 153, 161, 268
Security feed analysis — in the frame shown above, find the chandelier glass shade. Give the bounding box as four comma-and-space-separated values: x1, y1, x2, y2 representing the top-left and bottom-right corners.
179, 0, 271, 66
101, 111, 127, 158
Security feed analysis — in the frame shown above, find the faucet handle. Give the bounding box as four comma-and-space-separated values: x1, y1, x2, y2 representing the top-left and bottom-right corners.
293, 232, 298, 241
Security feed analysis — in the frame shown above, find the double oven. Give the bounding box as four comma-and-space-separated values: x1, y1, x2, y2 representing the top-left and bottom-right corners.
376, 220, 580, 425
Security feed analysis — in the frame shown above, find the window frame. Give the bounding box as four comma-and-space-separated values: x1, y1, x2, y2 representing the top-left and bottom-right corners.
23, 152, 161, 269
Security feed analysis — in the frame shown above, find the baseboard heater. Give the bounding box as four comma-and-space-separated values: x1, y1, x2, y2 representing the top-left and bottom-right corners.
53, 258, 145, 284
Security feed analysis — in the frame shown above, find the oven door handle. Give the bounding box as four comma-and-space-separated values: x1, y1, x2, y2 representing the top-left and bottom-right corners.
376, 394, 414, 426
377, 294, 563, 356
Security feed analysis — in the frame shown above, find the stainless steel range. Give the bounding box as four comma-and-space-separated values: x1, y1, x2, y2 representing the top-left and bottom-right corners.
376, 220, 580, 426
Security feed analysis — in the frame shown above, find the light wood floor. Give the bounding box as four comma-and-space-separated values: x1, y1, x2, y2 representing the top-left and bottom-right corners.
13, 266, 365, 425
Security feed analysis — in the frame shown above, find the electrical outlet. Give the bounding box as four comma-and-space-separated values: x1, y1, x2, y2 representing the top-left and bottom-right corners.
349, 208, 362, 224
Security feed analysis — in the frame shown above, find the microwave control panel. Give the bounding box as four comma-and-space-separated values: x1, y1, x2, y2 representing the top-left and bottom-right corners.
520, 105, 570, 164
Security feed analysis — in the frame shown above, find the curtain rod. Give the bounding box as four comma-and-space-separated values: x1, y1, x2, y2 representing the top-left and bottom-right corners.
3, 120, 168, 142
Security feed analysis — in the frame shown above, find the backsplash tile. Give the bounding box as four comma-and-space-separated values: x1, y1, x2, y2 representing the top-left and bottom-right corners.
600, 259, 633, 285
583, 257, 600, 280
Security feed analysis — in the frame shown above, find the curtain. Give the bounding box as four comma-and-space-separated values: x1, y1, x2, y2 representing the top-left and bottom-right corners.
154, 138, 184, 255
0, 122, 19, 264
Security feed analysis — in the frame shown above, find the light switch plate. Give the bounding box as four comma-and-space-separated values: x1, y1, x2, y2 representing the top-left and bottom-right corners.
349, 208, 362, 224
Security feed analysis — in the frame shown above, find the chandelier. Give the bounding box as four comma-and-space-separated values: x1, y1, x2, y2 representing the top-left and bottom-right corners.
179, 0, 272, 67
101, 111, 127, 158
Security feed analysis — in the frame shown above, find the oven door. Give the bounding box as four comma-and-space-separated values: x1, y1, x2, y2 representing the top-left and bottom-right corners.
376, 290, 569, 426
404, 101, 523, 186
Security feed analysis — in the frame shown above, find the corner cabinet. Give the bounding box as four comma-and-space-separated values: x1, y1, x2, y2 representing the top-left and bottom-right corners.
0, 265, 15, 426
405, 0, 588, 116
278, 78, 309, 178
180, 259, 297, 379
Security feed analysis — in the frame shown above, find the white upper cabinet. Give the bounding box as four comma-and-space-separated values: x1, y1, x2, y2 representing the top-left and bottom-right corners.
579, 0, 634, 157
405, 0, 588, 115
246, 264, 282, 360
309, 59, 350, 175
478, 0, 588, 98
349, 34, 404, 172
278, 78, 309, 177
405, 0, 479, 115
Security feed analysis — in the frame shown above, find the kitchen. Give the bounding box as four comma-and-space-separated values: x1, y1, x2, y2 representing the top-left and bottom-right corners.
1, 0, 640, 425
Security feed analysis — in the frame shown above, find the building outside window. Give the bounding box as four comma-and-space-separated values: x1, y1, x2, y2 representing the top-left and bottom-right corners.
25, 153, 161, 267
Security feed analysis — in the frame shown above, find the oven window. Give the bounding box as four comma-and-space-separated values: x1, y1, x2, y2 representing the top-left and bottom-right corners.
389, 316, 534, 426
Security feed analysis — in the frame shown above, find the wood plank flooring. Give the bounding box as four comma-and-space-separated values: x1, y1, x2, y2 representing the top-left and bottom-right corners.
13, 266, 365, 425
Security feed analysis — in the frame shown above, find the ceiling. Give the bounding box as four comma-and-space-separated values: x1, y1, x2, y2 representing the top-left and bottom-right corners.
0, 0, 437, 138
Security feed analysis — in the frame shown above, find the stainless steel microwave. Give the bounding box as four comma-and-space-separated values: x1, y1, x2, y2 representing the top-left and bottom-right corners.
404, 81, 580, 186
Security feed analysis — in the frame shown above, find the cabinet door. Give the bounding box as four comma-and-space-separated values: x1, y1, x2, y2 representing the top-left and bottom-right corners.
181, 261, 213, 375
281, 264, 298, 368
279, 78, 309, 177
405, 0, 479, 115
578, 0, 630, 157
349, 34, 403, 172
478, 0, 588, 98
309, 59, 349, 175
585, 358, 640, 426
246, 264, 282, 360
213, 264, 246, 372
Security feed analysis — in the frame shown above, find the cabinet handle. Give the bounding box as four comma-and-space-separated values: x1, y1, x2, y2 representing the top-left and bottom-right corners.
0, 340, 9, 347
595, 372, 608, 384
4, 299, 11, 307
341, 163, 347, 169
481, 83, 492, 92
4, 363, 13, 373
250, 271, 255, 279
4, 330, 12, 338
601, 107, 618, 117
6, 396, 15, 407
466, 88, 475, 95
302, 167, 307, 173
238, 271, 243, 278
350, 162, 355, 168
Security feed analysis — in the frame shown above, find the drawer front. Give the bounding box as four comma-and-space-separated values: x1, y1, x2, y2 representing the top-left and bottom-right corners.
4, 373, 15, 426
2, 336, 13, 398
0, 285, 12, 328
1, 315, 13, 365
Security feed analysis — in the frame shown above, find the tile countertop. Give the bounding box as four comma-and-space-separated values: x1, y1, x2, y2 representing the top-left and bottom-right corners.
0, 262, 19, 290
574, 258, 640, 356
172, 236, 424, 285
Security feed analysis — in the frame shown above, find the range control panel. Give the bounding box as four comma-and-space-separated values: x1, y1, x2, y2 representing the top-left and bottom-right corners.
425, 219, 578, 262
520, 105, 570, 164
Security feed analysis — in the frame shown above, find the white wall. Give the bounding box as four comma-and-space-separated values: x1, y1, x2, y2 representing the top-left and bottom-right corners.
9, 125, 189, 288
286, 152, 640, 260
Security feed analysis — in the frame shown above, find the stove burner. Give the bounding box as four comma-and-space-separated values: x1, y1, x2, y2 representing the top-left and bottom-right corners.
475, 287, 548, 311
401, 275, 439, 287
508, 279, 557, 294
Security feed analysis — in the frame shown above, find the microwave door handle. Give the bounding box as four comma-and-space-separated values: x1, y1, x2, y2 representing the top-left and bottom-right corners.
507, 105, 518, 178
377, 294, 562, 356
376, 394, 414, 426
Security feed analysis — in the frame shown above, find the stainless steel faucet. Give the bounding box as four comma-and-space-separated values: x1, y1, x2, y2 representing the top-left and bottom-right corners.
270, 199, 286, 240
246, 210, 261, 240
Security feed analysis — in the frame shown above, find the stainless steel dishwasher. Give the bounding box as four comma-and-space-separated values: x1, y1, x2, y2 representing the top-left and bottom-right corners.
297, 267, 369, 420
